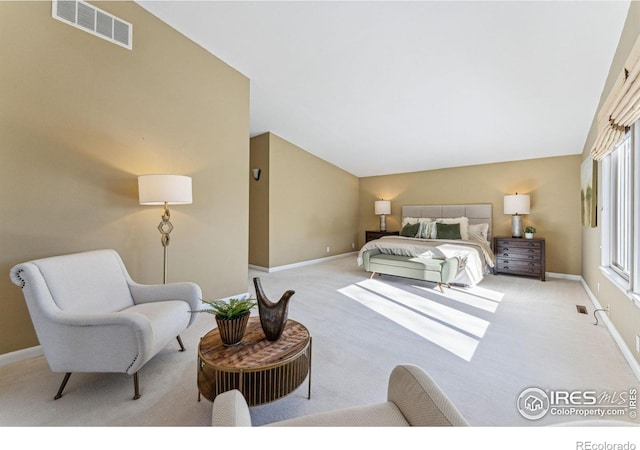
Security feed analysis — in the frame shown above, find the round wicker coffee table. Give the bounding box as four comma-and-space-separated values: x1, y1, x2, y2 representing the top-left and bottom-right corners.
197, 317, 312, 406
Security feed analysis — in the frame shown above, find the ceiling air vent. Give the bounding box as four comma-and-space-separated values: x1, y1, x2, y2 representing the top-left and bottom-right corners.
52, 0, 132, 50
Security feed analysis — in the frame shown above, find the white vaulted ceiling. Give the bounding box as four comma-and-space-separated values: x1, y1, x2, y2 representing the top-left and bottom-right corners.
137, 1, 630, 177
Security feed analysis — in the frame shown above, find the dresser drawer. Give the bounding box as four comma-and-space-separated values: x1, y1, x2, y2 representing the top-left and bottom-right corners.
496, 259, 542, 272
495, 247, 542, 260
495, 265, 543, 278
495, 239, 542, 250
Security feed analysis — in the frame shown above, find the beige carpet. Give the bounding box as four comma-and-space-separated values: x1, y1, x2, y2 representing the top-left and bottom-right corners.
1, 255, 638, 437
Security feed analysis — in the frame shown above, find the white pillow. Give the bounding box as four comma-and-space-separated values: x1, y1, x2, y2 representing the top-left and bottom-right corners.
418, 221, 436, 239
433, 217, 469, 240
468, 223, 489, 243
401, 217, 420, 227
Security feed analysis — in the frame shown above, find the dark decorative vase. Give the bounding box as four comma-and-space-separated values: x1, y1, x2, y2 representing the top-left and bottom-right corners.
253, 277, 295, 341
215, 311, 250, 346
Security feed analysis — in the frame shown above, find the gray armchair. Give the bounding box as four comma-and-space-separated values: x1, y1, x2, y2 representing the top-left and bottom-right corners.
9, 249, 202, 400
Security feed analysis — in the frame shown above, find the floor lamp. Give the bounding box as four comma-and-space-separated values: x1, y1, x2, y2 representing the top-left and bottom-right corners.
138, 174, 193, 284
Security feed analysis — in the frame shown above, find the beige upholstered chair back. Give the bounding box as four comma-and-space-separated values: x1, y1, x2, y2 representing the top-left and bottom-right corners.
18, 250, 135, 314
387, 364, 469, 426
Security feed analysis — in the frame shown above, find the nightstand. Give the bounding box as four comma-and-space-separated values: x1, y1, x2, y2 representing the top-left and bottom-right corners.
365, 230, 399, 242
493, 236, 546, 281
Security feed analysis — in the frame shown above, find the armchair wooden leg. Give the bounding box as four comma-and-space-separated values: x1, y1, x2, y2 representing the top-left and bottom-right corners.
133, 372, 140, 400
176, 335, 185, 352
54, 372, 72, 400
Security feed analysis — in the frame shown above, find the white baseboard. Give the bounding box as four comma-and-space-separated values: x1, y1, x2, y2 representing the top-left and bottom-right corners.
580, 277, 640, 382
0, 345, 43, 367
249, 252, 357, 273
547, 272, 582, 281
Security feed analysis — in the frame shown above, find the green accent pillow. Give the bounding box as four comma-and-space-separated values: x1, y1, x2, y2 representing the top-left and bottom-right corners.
401, 222, 420, 237
436, 222, 461, 239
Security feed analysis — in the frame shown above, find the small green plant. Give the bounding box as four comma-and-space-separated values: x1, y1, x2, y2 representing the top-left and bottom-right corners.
524, 226, 536, 234
193, 297, 257, 319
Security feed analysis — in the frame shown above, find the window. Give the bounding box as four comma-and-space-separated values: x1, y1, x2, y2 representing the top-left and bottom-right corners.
601, 124, 639, 303
609, 133, 632, 280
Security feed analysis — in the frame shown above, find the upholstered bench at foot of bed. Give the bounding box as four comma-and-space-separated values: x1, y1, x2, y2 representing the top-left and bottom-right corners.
362, 250, 459, 293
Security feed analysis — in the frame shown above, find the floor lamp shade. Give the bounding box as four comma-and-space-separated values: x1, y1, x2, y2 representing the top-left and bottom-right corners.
504, 194, 530, 238
138, 174, 193, 205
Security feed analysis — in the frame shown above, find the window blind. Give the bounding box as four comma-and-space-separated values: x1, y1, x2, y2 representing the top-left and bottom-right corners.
591, 34, 640, 160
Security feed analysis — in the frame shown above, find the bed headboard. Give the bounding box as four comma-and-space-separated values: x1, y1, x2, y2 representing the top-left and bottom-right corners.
402, 204, 493, 243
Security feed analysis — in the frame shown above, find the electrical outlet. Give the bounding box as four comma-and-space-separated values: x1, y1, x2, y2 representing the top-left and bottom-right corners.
326, 246, 330, 253
352, 242, 355, 249
597, 282, 600, 293
606, 304, 610, 315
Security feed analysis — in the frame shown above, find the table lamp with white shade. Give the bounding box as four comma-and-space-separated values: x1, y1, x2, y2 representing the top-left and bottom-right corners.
375, 200, 391, 232
504, 193, 530, 238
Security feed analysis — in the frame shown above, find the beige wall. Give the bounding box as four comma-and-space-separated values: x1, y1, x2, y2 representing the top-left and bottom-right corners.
0, 1, 249, 354
249, 133, 360, 268
359, 155, 582, 275
249, 134, 270, 267
581, 2, 640, 365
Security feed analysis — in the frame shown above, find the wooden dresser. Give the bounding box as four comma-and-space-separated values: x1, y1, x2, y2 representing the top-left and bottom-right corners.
365, 230, 399, 242
493, 236, 546, 281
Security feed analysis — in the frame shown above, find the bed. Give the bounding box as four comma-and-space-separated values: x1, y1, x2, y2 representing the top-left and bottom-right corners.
358, 204, 495, 288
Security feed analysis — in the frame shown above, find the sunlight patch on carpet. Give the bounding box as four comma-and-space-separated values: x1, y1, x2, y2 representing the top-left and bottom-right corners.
414, 284, 504, 313
360, 279, 490, 338
338, 283, 479, 361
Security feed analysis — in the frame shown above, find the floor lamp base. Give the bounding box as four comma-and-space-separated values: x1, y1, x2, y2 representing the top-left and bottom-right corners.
159, 202, 172, 284
163, 245, 168, 284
